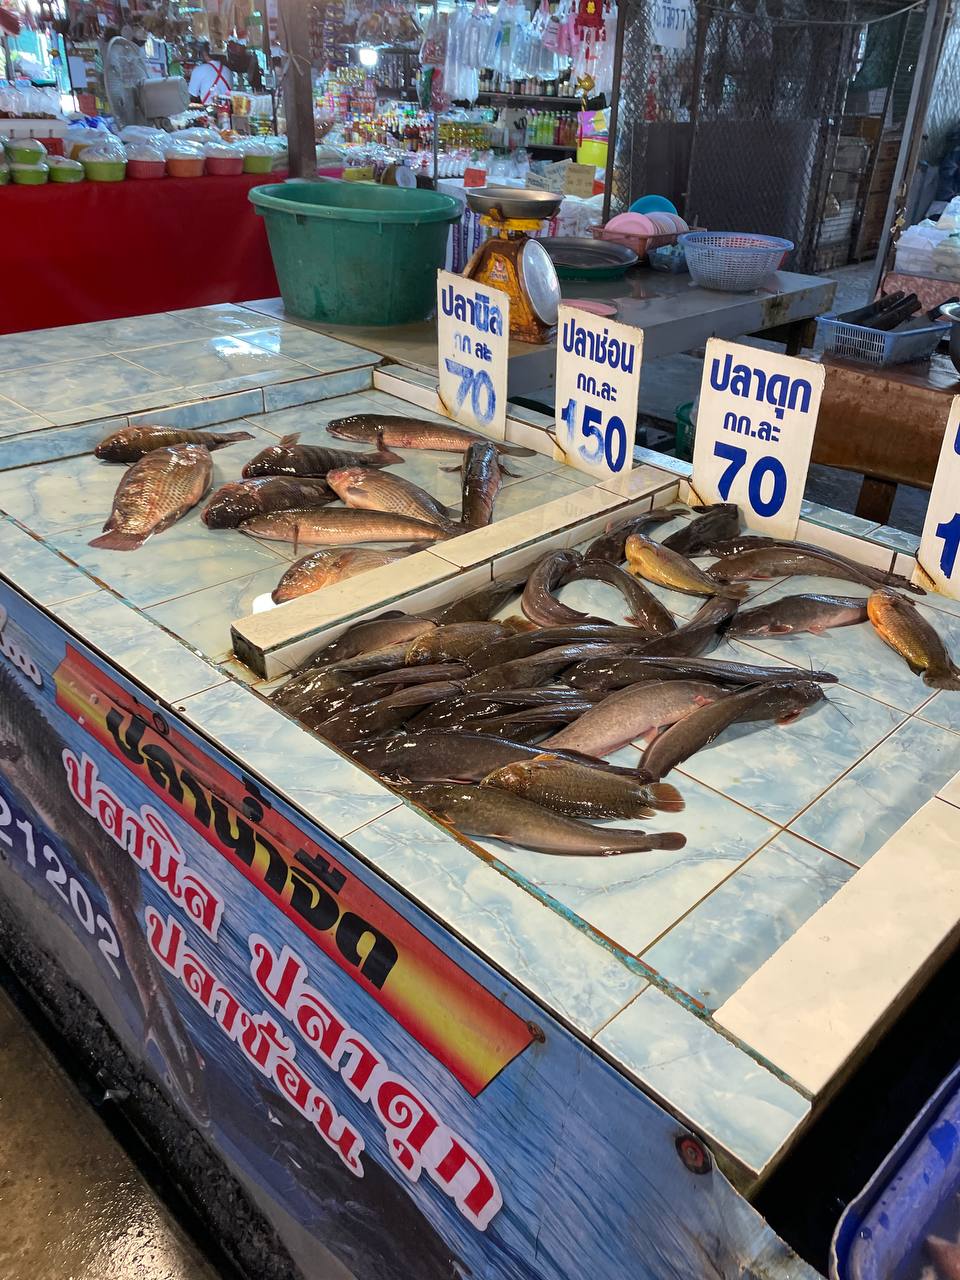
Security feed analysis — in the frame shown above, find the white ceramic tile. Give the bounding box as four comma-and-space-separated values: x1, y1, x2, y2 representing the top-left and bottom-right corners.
0, 518, 96, 607
127, 388, 265, 429
596, 987, 809, 1176
714, 797, 960, 1095
794, 520, 895, 574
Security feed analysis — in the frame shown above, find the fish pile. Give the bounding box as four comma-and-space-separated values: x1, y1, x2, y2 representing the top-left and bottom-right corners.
90, 419, 534, 600
263, 500, 960, 858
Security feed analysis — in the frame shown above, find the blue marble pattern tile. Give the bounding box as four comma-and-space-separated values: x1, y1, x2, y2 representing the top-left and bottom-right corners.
919, 688, 960, 732
241, 326, 379, 371
242, 390, 382, 435
0, 413, 52, 437
86, 312, 212, 350
55, 592, 224, 704
0, 518, 97, 607
0, 394, 46, 426
0, 418, 126, 470
644, 832, 855, 1010
793, 715, 960, 864
467, 776, 776, 956
346, 800, 650, 1037
2, 355, 180, 421
127, 388, 265, 429
121, 335, 313, 397
261, 365, 374, 413
146, 563, 285, 662
177, 680, 402, 837
867, 524, 921, 554
920, 588, 960, 621
0, 324, 108, 372
798, 505, 880, 538
595, 986, 809, 1174
166, 303, 274, 333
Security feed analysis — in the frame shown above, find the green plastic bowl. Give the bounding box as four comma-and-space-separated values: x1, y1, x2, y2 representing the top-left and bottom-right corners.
49, 159, 85, 183
11, 163, 49, 185
83, 159, 126, 182
243, 153, 274, 174
5, 140, 47, 165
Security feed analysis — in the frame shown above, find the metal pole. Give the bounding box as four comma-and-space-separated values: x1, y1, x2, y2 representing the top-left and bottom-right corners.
869, 0, 951, 298
602, 0, 629, 221
278, 0, 316, 178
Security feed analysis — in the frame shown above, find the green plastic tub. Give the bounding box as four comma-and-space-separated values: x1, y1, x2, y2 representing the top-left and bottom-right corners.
249, 179, 462, 326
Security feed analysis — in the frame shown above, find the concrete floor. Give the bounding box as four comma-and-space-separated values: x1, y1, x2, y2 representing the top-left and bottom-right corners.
0, 985, 220, 1280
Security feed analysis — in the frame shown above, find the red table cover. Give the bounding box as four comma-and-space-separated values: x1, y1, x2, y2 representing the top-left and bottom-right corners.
0, 172, 284, 335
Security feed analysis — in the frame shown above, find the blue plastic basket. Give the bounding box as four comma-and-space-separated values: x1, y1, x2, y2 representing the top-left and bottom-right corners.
816, 311, 950, 367
678, 231, 793, 291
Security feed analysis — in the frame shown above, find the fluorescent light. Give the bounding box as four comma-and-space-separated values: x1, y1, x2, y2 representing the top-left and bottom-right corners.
358, 46, 378, 67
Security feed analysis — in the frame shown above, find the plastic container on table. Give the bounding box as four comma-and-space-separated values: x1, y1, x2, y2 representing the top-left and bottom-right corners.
679, 230, 793, 291
83, 157, 126, 182
166, 154, 204, 177
248, 180, 461, 325
243, 152, 274, 174
5, 138, 46, 165
47, 156, 84, 183
204, 142, 244, 176
816, 312, 951, 367
125, 141, 166, 180
10, 162, 49, 185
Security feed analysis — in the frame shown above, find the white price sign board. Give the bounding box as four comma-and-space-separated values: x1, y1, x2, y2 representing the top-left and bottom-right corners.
437, 270, 509, 439
916, 395, 960, 598
554, 305, 643, 481
651, 0, 693, 49
691, 338, 824, 539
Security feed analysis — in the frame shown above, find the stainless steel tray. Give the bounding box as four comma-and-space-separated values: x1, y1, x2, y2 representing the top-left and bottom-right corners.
465, 186, 564, 220
542, 237, 639, 279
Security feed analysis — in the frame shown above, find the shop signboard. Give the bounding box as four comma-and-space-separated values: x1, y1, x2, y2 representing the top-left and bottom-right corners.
916, 394, 960, 598
554, 304, 643, 481
691, 338, 824, 539
437, 269, 509, 439
0, 577, 809, 1280
651, 0, 694, 50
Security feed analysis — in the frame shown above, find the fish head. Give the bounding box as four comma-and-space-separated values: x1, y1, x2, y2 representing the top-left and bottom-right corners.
201, 482, 251, 526
94, 431, 130, 460
326, 466, 369, 499
327, 415, 373, 443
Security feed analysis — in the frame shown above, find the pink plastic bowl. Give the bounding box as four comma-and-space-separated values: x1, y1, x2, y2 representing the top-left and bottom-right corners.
205, 155, 243, 176
127, 158, 166, 180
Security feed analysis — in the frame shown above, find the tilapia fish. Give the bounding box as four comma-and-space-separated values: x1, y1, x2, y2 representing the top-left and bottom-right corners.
460, 440, 506, 528
202, 477, 334, 528
727, 593, 868, 638
90, 443, 212, 551
662, 503, 740, 556
242, 432, 402, 478
239, 507, 447, 546
481, 754, 684, 819
707, 542, 923, 593
867, 588, 960, 688
626, 534, 749, 599
327, 465, 453, 529
563, 559, 677, 636
272, 547, 411, 604
543, 678, 728, 755
95, 423, 253, 462
326, 413, 536, 456
400, 783, 685, 855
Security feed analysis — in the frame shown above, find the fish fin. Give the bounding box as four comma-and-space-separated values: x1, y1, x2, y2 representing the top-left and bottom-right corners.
646, 831, 686, 851
207, 431, 256, 449
440, 462, 464, 474
88, 528, 147, 551
719, 583, 751, 599
279, 433, 301, 446
498, 443, 538, 458
373, 448, 405, 467
293, 521, 301, 558
768, 621, 794, 634
646, 782, 685, 812
923, 666, 960, 690
692, 694, 714, 707
500, 462, 524, 477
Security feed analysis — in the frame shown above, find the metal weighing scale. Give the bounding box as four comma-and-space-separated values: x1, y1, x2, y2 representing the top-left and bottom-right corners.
462, 187, 563, 344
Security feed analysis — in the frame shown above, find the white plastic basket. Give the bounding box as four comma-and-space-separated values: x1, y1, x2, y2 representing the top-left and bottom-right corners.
679, 231, 793, 292
816, 312, 950, 366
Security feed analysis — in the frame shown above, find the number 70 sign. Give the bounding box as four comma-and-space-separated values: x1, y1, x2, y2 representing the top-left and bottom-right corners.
916, 395, 960, 598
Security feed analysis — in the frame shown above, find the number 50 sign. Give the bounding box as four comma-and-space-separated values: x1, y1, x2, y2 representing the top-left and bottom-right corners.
692, 339, 824, 539
916, 395, 960, 598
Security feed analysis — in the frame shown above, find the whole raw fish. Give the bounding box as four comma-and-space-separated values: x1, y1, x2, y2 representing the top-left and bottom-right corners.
567, 653, 836, 692
427, 573, 527, 624
460, 440, 507, 527
661, 503, 740, 556
521, 551, 596, 626
326, 413, 536, 456
626, 535, 749, 599
638, 595, 740, 657
481, 754, 684, 818
867, 588, 960, 688
468, 624, 661, 672
400, 783, 685, 855
95, 424, 254, 462
463, 641, 646, 693
90, 443, 212, 551
584, 512, 674, 564
726, 593, 868, 638
327, 465, 453, 528
707, 543, 923, 593
542, 678, 728, 755
272, 547, 412, 603
202, 477, 334, 528
242, 432, 402, 478
458, 704, 597, 740
239, 507, 447, 546
562, 558, 678, 635
298, 613, 435, 668
405, 621, 514, 664
317, 680, 465, 744
408, 686, 592, 732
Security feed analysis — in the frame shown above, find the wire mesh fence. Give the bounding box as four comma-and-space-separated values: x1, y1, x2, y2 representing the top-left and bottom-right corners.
611, 0, 927, 271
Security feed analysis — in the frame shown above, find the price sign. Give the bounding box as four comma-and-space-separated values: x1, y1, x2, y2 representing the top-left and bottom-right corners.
691, 338, 824, 538
436, 269, 509, 439
651, 0, 693, 49
554, 304, 642, 480
916, 395, 960, 597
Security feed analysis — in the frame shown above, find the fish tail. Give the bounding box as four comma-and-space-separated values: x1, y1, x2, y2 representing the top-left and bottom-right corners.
633, 831, 686, 851
88, 528, 147, 551
373, 448, 405, 466
719, 583, 751, 599
645, 782, 684, 812
498, 443, 538, 458
207, 431, 256, 449
923, 665, 960, 691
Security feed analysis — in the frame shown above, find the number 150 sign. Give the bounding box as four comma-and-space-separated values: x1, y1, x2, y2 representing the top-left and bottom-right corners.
916, 396, 960, 598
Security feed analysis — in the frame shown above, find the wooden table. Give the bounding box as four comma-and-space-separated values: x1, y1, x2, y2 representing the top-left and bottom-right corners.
814, 350, 959, 521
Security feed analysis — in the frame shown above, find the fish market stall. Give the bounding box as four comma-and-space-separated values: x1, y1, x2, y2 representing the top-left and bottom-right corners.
2, 305, 960, 1280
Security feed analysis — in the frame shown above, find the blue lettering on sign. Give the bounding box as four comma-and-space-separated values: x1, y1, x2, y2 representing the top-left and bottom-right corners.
713, 441, 787, 518
445, 357, 496, 426
561, 398, 628, 472
709, 352, 811, 420
936, 512, 960, 579
561, 319, 635, 374
440, 285, 504, 335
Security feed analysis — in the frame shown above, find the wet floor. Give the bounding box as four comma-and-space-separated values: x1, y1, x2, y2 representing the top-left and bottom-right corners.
0, 984, 221, 1280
